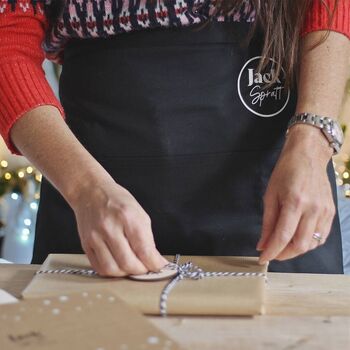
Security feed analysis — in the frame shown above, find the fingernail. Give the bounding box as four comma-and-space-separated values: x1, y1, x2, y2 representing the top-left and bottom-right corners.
160, 257, 169, 268
259, 258, 268, 265
258, 254, 266, 263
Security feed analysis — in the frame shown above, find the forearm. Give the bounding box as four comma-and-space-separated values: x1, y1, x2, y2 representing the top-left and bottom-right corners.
10, 105, 114, 207
296, 30, 350, 118
287, 31, 350, 161
296, 31, 350, 118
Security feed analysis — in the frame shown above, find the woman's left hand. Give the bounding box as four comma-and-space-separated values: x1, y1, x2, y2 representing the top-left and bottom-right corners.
256, 123, 336, 264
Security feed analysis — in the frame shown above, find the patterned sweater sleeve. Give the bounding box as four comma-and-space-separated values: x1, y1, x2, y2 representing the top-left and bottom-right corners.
0, 0, 65, 156
302, 0, 350, 40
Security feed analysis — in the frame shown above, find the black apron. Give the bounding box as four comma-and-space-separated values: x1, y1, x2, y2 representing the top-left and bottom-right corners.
32, 21, 344, 274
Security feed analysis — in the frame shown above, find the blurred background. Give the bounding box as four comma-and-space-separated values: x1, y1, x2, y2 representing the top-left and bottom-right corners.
0, 59, 350, 273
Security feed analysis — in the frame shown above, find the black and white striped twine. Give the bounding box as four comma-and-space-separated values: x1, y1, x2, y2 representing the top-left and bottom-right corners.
36, 268, 97, 276
35, 254, 267, 316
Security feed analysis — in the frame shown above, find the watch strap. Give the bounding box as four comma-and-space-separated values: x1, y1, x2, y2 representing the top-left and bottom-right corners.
287, 113, 332, 130
286, 112, 343, 155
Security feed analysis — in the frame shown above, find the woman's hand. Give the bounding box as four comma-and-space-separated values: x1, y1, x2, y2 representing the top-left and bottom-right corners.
70, 174, 168, 277
256, 124, 336, 264
9, 105, 167, 277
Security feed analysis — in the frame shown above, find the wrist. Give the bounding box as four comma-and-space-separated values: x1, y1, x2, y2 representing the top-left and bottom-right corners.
284, 123, 334, 163
63, 163, 116, 209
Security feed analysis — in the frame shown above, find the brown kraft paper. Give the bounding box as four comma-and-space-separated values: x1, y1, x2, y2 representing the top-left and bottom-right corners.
22, 254, 268, 316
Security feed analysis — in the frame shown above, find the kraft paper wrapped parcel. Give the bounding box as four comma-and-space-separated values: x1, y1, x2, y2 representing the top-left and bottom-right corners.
22, 254, 268, 316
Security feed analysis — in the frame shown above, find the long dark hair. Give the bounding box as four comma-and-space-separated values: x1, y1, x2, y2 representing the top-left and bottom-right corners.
45, 0, 339, 87
211, 0, 339, 87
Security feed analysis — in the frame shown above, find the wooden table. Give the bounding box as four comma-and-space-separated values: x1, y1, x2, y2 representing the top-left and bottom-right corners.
1, 264, 350, 349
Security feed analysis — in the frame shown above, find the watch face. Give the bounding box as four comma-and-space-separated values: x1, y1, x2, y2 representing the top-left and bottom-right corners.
332, 121, 344, 145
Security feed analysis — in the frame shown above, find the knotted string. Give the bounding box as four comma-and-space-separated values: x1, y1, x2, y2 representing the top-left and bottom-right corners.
159, 254, 267, 316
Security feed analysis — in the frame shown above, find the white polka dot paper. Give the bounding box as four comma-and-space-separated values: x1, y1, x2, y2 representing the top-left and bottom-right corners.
0, 290, 180, 350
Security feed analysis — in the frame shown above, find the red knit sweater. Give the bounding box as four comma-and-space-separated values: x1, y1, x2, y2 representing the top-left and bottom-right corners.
0, 0, 349, 156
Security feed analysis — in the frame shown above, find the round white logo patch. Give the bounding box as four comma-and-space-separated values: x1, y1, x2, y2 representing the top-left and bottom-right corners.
237, 56, 290, 118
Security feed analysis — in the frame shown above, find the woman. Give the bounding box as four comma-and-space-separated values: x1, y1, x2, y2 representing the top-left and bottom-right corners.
0, 0, 349, 275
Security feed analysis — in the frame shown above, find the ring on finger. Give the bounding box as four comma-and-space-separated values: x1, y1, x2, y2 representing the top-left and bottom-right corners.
312, 232, 323, 244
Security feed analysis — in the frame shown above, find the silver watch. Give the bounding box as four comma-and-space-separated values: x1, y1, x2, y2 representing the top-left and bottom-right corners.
286, 112, 344, 155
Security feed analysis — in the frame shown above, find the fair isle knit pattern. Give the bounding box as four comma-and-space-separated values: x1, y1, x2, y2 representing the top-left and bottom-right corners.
1, 0, 256, 63
46, 0, 255, 62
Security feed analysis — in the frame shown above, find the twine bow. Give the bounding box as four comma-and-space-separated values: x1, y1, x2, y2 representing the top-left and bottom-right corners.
159, 254, 267, 316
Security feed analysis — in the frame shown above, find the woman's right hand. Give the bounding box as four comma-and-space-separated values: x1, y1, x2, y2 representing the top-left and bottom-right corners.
70, 175, 168, 277
9, 105, 167, 277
